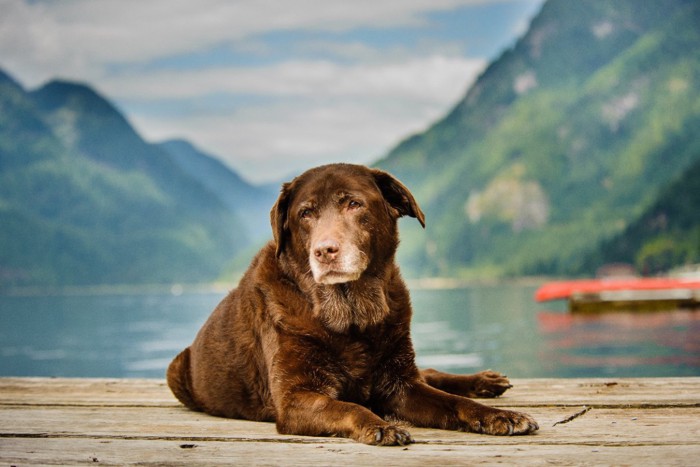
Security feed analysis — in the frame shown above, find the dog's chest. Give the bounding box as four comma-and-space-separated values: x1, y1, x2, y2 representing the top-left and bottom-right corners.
331, 332, 385, 403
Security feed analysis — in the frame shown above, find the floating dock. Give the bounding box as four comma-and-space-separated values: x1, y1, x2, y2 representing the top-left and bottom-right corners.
535, 277, 700, 312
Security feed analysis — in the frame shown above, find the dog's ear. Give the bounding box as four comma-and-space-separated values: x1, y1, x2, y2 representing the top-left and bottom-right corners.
270, 182, 292, 257
371, 169, 425, 228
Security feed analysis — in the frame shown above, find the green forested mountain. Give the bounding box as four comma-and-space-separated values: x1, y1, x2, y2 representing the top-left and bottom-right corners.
158, 140, 278, 238
377, 0, 700, 277
2, 0, 699, 287
0, 71, 248, 287
589, 156, 700, 275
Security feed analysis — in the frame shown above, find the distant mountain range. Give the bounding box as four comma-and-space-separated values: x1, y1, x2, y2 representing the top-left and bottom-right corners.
156, 139, 277, 239
1, 0, 699, 287
0, 70, 275, 287
377, 0, 700, 278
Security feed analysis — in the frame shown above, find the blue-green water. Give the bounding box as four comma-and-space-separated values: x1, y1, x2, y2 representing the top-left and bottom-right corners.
1, 284, 698, 378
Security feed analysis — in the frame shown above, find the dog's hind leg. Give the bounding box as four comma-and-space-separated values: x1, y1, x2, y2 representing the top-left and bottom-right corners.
167, 347, 201, 411
390, 379, 538, 435
420, 368, 512, 398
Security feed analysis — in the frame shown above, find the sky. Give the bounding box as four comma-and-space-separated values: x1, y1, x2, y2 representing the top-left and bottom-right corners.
1, 0, 544, 184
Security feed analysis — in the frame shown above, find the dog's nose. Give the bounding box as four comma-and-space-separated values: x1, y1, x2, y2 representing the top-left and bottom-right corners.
314, 241, 340, 263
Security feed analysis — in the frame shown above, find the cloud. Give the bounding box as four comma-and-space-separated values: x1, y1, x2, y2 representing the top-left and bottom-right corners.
1, 0, 495, 85
126, 55, 485, 183
101, 55, 482, 101
1, 0, 534, 182
132, 99, 431, 184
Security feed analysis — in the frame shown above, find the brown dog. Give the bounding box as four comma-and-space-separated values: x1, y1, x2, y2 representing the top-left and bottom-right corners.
167, 163, 538, 445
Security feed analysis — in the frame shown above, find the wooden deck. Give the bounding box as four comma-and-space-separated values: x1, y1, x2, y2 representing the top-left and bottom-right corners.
1, 377, 699, 465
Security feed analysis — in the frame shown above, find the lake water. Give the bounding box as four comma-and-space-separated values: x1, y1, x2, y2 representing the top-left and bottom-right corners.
1, 283, 698, 378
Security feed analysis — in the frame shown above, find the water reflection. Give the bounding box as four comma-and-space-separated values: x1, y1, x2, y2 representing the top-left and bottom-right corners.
536, 309, 700, 377
0, 292, 217, 378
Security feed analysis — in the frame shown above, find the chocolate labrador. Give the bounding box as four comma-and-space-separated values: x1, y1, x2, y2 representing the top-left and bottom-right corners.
167, 163, 538, 445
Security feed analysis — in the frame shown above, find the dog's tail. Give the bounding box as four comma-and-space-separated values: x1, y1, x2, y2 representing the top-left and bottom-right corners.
166, 347, 200, 411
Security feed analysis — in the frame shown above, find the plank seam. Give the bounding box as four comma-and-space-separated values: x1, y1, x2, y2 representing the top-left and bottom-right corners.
2, 433, 699, 448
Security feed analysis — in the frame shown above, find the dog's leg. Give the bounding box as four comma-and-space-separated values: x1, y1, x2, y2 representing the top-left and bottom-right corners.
166, 347, 200, 411
275, 391, 414, 446
420, 368, 513, 398
391, 381, 538, 435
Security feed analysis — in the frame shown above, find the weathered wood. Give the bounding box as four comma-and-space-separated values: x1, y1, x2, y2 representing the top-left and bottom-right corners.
0, 378, 176, 406
3, 377, 698, 407
1, 377, 699, 465
2, 405, 698, 446
3, 437, 699, 467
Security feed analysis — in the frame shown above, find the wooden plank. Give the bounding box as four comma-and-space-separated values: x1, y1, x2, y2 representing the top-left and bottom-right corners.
0, 378, 176, 407
3, 438, 699, 467
1, 377, 699, 465
2, 405, 699, 446
499, 377, 700, 407
2, 377, 699, 407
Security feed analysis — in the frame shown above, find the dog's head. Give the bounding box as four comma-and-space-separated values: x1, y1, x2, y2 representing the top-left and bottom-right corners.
271, 164, 425, 285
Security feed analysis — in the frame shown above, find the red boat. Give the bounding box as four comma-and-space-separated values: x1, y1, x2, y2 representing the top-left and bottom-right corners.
535, 277, 700, 312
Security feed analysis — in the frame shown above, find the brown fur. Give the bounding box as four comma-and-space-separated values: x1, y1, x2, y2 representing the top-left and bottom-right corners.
167, 163, 538, 445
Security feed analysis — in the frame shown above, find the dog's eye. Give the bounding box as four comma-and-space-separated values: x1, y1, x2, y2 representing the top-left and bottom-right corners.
300, 208, 313, 220
348, 200, 362, 210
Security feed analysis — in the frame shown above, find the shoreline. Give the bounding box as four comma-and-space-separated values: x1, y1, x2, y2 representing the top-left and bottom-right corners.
0, 275, 554, 297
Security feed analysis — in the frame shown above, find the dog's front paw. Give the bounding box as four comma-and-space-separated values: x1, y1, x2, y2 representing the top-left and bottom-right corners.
470, 370, 513, 398
359, 424, 414, 446
468, 408, 538, 436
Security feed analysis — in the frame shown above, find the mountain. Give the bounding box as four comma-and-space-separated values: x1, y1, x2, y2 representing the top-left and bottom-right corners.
376, 0, 700, 278
0, 71, 248, 287
0, 70, 61, 171
589, 157, 700, 275
4, 0, 699, 286
158, 139, 278, 239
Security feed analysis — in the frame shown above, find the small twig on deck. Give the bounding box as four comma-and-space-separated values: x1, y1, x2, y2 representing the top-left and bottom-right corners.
553, 406, 592, 426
